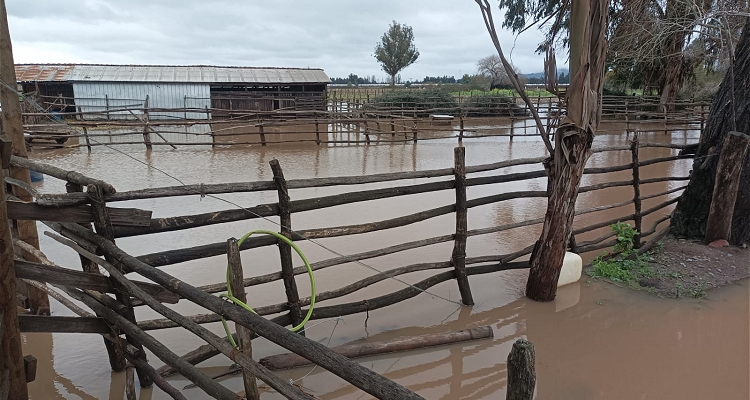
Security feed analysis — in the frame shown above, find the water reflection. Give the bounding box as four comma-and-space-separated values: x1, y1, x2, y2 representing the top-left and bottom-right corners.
23, 120, 737, 400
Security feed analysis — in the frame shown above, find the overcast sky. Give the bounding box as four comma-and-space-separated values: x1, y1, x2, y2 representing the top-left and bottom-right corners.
7, 0, 563, 81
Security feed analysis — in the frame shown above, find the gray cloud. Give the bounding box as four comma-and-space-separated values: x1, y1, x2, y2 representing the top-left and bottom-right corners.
8, 0, 564, 80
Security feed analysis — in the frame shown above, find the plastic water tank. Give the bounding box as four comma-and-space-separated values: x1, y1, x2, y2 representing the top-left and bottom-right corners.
557, 252, 582, 287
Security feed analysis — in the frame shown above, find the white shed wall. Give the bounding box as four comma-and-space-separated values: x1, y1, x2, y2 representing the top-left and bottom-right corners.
72, 82, 211, 120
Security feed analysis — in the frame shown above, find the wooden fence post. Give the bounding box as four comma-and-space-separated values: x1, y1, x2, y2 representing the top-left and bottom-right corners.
412, 120, 418, 143
82, 126, 92, 152
86, 184, 152, 386
105, 94, 110, 121
142, 95, 152, 150
0, 3, 49, 315
705, 131, 750, 243
506, 339, 536, 400
125, 364, 136, 400
631, 134, 642, 248
269, 160, 305, 334
259, 123, 267, 146
0, 143, 28, 398
315, 119, 321, 145
227, 238, 260, 400
65, 183, 127, 371
459, 115, 464, 142
451, 147, 474, 305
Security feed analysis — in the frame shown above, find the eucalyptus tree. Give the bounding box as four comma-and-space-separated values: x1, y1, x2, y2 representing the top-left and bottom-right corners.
475, 0, 609, 301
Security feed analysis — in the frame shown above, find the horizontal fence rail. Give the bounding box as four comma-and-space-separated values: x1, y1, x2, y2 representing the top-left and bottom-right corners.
9, 134, 693, 398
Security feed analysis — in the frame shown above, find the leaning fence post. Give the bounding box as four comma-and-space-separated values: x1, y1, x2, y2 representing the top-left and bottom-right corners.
630, 134, 642, 248
451, 147, 474, 306
227, 238, 260, 400
86, 184, 152, 386
506, 339, 536, 400
269, 160, 305, 335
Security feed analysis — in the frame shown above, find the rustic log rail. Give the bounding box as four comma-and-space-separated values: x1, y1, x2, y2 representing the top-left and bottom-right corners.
8, 140, 693, 399
21, 93, 705, 149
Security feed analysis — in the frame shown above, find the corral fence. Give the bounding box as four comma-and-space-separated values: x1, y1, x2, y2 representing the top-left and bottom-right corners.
8, 133, 690, 398
19, 90, 709, 149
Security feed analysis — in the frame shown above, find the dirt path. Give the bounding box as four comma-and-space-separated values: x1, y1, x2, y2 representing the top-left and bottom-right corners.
588, 235, 749, 298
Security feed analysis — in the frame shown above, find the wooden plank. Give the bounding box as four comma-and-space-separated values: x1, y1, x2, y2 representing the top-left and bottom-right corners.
18, 315, 110, 333
14, 260, 179, 304
7, 201, 152, 227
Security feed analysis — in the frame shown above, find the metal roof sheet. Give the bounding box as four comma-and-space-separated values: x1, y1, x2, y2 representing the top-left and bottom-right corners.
15, 64, 330, 84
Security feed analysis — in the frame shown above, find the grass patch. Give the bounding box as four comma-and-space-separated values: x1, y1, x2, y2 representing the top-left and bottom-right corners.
588, 222, 655, 286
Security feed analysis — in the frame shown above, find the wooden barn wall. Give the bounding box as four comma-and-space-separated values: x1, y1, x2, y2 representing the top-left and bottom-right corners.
72, 82, 211, 120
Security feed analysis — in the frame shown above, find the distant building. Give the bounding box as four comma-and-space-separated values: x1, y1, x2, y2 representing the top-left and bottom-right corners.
15, 64, 330, 119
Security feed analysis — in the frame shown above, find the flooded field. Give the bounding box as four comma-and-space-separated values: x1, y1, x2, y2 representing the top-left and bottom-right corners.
20, 120, 749, 399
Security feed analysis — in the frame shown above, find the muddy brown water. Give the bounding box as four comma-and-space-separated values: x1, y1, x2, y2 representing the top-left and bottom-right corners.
21, 120, 749, 399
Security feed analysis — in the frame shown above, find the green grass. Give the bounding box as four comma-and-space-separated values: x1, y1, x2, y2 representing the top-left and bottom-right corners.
588, 222, 655, 286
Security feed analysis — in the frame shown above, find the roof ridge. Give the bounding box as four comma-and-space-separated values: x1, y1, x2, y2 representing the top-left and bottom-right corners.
15, 63, 325, 71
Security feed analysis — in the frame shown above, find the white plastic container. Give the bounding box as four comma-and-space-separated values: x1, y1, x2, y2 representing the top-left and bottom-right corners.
557, 252, 582, 287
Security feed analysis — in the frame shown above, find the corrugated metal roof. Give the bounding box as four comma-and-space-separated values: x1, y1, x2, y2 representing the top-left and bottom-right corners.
15, 64, 75, 82
15, 64, 330, 84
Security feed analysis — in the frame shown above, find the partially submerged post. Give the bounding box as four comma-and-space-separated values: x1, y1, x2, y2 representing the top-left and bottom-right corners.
227, 238, 260, 400
269, 160, 305, 333
451, 147, 474, 305
631, 134, 643, 248
506, 339, 536, 400
705, 131, 750, 243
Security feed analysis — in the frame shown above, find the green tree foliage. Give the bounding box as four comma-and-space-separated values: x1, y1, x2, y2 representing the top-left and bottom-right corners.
374, 21, 420, 86
496, 0, 748, 100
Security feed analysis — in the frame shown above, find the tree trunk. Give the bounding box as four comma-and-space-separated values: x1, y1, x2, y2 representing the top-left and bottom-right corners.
526, 130, 591, 301
671, 20, 750, 245
390, 73, 396, 87
525, 0, 607, 302
658, 0, 694, 112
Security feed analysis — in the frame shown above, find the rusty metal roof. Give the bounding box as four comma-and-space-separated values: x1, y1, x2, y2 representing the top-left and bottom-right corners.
15, 64, 74, 82
15, 64, 330, 84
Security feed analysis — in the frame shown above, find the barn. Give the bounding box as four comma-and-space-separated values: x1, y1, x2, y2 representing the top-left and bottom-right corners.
15, 64, 330, 120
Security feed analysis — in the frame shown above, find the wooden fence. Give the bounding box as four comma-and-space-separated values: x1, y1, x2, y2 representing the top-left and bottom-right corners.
7, 136, 690, 398
20, 92, 708, 149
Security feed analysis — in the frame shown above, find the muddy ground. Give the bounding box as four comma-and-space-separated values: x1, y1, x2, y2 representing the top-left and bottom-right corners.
587, 235, 750, 298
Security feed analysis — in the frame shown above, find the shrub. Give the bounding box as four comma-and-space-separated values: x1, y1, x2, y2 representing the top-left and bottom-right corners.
461, 93, 524, 117
366, 89, 459, 116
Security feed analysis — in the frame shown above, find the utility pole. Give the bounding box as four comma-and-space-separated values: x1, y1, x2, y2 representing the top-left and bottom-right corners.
0, 0, 48, 315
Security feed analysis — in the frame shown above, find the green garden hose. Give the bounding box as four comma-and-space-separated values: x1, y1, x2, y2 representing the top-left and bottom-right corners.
220, 230, 316, 348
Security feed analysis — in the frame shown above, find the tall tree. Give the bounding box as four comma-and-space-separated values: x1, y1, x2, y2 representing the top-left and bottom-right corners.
496, 0, 748, 103
475, 0, 609, 301
477, 55, 523, 89
671, 19, 750, 244
374, 21, 420, 86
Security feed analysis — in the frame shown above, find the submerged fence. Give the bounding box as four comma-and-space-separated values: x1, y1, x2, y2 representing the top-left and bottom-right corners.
20, 91, 708, 149
7, 132, 691, 398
